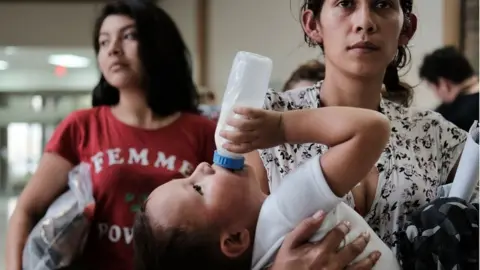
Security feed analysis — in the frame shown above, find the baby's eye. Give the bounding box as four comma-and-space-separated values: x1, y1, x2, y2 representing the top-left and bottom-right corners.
193, 184, 203, 195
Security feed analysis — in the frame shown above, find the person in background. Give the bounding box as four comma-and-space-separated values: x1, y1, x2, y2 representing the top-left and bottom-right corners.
244, 0, 470, 256
419, 46, 479, 131
5, 1, 217, 270
199, 90, 221, 121
200, 90, 217, 105
282, 59, 326, 91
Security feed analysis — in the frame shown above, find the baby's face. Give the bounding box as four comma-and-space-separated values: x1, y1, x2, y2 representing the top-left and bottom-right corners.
146, 162, 266, 230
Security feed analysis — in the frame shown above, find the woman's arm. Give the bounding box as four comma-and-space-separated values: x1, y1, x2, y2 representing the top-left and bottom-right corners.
222, 106, 390, 197
245, 151, 270, 194
6, 153, 73, 270
282, 107, 390, 196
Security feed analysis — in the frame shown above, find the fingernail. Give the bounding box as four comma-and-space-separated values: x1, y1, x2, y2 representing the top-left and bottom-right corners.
373, 251, 381, 260
339, 221, 351, 233
361, 231, 371, 241
313, 210, 324, 220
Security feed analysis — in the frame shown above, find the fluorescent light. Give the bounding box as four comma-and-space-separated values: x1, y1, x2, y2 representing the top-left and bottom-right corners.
0, 60, 8, 70
48, 54, 90, 68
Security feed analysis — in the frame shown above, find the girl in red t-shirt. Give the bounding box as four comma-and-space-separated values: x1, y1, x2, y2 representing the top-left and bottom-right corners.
6, 1, 216, 270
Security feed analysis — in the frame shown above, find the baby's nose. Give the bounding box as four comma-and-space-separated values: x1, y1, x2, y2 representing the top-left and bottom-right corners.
198, 162, 214, 174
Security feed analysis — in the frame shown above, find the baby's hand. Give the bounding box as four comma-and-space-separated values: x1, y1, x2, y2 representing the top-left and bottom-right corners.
219, 107, 284, 153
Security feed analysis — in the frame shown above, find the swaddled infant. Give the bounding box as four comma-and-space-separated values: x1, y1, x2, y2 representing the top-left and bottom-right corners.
132, 106, 398, 270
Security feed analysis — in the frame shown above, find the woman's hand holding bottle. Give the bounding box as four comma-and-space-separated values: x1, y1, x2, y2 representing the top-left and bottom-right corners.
219, 106, 285, 153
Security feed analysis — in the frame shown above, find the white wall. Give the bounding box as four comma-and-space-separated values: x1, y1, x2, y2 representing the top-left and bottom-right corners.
407, 1, 443, 108
207, 0, 443, 109
159, 0, 199, 81
208, 0, 319, 95
0, 3, 100, 47
0, 1, 192, 47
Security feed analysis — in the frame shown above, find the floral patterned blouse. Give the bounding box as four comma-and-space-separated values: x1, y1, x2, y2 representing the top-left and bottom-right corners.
258, 81, 468, 252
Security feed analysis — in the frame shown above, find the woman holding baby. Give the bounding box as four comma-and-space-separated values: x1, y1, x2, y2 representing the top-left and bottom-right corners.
134, 1, 471, 269
228, 0, 468, 258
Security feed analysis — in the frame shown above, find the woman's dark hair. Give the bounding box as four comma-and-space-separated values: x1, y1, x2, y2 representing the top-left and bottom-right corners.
283, 59, 326, 91
92, 0, 199, 116
300, 0, 415, 106
133, 207, 251, 270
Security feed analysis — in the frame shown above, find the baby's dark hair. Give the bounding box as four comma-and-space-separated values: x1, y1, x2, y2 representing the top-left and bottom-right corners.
133, 206, 252, 270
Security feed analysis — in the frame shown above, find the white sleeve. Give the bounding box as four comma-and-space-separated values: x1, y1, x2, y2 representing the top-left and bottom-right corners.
252, 156, 343, 269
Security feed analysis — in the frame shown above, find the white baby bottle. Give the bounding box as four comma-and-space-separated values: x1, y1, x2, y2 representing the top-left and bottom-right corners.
213, 51, 273, 170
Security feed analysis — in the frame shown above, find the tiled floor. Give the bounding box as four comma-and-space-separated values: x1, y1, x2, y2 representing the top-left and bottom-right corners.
1, 195, 18, 270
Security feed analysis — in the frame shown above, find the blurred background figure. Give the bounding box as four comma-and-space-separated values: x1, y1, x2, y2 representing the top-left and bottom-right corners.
419, 46, 479, 131
199, 90, 217, 105
282, 59, 325, 91
198, 89, 220, 121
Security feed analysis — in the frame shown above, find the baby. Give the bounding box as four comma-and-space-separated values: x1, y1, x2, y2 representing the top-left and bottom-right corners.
133, 106, 393, 270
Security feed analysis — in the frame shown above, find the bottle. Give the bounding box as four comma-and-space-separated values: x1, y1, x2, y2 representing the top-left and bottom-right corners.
317, 203, 400, 270
213, 51, 273, 170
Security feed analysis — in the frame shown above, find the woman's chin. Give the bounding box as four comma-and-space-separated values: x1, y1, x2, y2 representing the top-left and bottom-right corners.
106, 74, 139, 90
346, 64, 387, 79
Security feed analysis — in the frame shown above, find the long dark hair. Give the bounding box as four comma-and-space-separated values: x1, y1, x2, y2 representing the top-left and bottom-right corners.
300, 0, 415, 106
92, 0, 199, 116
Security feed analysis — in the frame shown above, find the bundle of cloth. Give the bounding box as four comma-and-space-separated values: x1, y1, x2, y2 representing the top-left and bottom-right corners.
396, 122, 479, 270
396, 197, 478, 270
22, 163, 95, 270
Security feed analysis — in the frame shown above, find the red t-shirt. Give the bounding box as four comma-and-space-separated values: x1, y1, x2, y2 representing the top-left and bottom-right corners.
44, 106, 216, 270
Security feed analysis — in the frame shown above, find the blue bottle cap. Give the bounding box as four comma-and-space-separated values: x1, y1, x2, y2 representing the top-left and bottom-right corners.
213, 150, 245, 170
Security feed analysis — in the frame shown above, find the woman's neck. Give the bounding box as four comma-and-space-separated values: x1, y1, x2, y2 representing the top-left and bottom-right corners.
461, 76, 479, 95
112, 90, 180, 129
320, 69, 384, 110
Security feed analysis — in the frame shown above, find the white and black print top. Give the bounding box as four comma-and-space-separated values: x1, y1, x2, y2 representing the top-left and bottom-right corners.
258, 81, 468, 252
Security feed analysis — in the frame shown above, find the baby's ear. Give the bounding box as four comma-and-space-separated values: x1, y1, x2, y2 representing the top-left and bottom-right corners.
220, 229, 251, 258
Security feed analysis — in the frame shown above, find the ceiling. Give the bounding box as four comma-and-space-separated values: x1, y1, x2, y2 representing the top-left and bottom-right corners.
0, 46, 99, 92
0, 0, 110, 2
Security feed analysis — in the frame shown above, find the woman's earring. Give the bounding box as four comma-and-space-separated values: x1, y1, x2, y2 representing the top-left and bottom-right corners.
402, 16, 411, 33
399, 15, 413, 45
